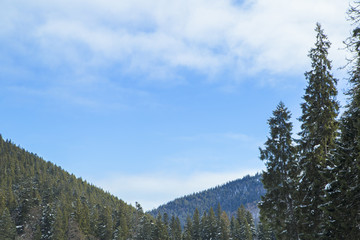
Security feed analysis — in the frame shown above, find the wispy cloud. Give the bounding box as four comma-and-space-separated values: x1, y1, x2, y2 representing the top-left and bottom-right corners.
1, 0, 349, 84
93, 169, 262, 211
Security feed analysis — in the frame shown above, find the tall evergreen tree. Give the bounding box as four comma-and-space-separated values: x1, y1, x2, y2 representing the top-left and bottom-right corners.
218, 211, 230, 240
0, 208, 16, 240
259, 102, 298, 239
325, 2, 360, 238
182, 216, 193, 240
297, 23, 339, 239
154, 213, 168, 240
236, 206, 252, 240
192, 208, 201, 240
41, 203, 55, 240
169, 215, 182, 240
207, 207, 217, 240
256, 220, 275, 240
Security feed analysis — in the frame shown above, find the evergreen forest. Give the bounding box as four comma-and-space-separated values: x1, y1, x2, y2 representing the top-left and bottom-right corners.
0, 135, 264, 239
259, 2, 360, 239
149, 174, 265, 227
1, 1, 360, 240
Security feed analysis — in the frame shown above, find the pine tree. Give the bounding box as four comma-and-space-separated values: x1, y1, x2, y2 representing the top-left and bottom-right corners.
192, 208, 201, 240
97, 206, 113, 240
297, 23, 339, 239
325, 2, 360, 238
200, 211, 208, 240
256, 221, 274, 240
169, 215, 182, 240
237, 206, 252, 240
259, 102, 298, 239
207, 207, 217, 240
0, 208, 16, 240
41, 203, 55, 240
52, 206, 66, 239
182, 216, 193, 240
230, 215, 240, 240
218, 211, 230, 240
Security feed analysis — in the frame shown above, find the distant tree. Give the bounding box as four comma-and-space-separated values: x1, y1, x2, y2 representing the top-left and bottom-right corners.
256, 220, 275, 240
52, 206, 66, 239
237, 206, 252, 240
297, 23, 339, 239
97, 206, 113, 240
218, 211, 230, 240
200, 211, 208, 240
259, 102, 298, 239
192, 208, 201, 240
41, 204, 55, 240
207, 207, 217, 240
182, 216, 193, 240
169, 215, 182, 240
0, 208, 16, 240
230, 215, 239, 239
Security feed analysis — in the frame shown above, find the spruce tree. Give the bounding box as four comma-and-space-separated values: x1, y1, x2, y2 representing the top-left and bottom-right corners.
192, 208, 201, 240
256, 220, 275, 240
183, 216, 193, 240
0, 208, 16, 240
207, 207, 217, 240
236, 206, 252, 240
325, 2, 360, 238
259, 102, 298, 239
154, 213, 168, 240
297, 23, 339, 239
218, 211, 230, 240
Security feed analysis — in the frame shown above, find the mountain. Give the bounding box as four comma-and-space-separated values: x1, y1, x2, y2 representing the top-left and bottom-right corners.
0, 134, 265, 239
148, 173, 265, 226
0, 135, 152, 239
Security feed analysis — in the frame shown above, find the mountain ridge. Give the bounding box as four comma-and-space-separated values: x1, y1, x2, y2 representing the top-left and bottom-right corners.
148, 173, 265, 226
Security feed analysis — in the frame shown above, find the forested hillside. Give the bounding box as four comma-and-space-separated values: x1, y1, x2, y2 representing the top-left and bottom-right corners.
0, 135, 267, 240
0, 135, 152, 239
0, 134, 271, 240
149, 174, 265, 226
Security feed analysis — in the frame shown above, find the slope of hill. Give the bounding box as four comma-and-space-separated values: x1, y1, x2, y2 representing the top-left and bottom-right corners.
0, 135, 150, 239
148, 173, 265, 226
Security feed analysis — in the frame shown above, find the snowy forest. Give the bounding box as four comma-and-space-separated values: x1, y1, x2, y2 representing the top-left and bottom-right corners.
1, 1, 360, 240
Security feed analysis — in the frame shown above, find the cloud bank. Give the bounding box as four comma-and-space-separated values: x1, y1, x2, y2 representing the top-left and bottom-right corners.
1, 0, 349, 85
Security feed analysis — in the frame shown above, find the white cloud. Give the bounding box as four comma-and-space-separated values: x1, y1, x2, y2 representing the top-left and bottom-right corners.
93, 169, 261, 211
1, 0, 350, 84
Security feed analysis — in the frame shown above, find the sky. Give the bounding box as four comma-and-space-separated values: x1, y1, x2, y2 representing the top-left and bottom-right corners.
0, 0, 352, 210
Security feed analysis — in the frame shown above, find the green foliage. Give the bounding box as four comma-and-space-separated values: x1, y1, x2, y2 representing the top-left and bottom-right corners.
0, 208, 16, 240
323, 1, 360, 238
258, 9, 360, 238
182, 216, 193, 240
259, 102, 299, 239
297, 23, 339, 239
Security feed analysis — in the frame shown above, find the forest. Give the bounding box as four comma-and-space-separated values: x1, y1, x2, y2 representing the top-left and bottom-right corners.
1, 1, 360, 240
149, 173, 265, 227
0, 134, 266, 239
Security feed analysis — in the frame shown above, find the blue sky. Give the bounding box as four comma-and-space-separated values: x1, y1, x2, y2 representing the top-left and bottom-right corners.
0, 0, 350, 210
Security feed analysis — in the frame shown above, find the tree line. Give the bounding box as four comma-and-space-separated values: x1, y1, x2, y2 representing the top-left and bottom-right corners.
149, 173, 265, 228
259, 2, 360, 239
